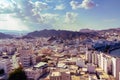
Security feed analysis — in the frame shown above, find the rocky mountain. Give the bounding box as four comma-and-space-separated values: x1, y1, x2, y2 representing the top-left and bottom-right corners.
1, 28, 120, 39
0, 32, 13, 39
24, 29, 102, 40
99, 28, 120, 34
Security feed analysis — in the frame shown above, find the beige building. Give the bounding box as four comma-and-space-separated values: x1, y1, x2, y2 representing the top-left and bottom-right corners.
50, 72, 61, 80
25, 68, 40, 80
19, 49, 36, 67
50, 72, 71, 80
25, 62, 48, 80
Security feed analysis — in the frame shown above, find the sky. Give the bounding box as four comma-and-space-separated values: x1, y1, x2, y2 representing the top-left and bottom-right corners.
0, 0, 120, 31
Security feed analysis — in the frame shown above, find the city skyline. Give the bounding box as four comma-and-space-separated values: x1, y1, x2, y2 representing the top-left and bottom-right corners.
0, 0, 120, 31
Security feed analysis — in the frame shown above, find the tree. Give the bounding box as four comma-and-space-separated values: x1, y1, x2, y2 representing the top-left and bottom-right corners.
8, 67, 27, 80
0, 69, 4, 75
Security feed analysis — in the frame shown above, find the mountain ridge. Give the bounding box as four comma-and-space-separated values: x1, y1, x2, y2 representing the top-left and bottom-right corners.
0, 32, 13, 39
23, 29, 101, 40
0, 28, 120, 39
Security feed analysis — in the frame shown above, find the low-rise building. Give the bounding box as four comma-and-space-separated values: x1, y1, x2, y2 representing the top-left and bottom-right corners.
76, 58, 85, 68
25, 68, 40, 80
25, 62, 48, 80
34, 62, 48, 76
0, 58, 12, 78
87, 64, 95, 73
50, 71, 71, 80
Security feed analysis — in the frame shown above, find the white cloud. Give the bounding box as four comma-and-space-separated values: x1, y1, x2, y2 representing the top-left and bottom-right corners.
65, 12, 78, 23
32, 1, 49, 16
34, 1, 48, 11
70, 1, 80, 10
42, 13, 59, 19
0, 0, 15, 13
41, 13, 59, 24
0, 14, 29, 31
0, 0, 59, 31
13, 0, 50, 23
80, 0, 97, 9
70, 0, 97, 10
54, 4, 65, 10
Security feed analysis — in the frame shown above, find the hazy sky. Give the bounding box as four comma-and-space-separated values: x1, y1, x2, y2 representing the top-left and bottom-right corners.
0, 0, 120, 31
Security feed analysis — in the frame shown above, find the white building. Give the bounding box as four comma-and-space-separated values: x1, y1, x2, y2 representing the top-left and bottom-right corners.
99, 53, 104, 70
112, 57, 120, 80
86, 51, 92, 63
76, 58, 85, 68
91, 52, 98, 65
0, 58, 12, 78
103, 57, 107, 73
86, 51, 98, 65
102, 54, 112, 74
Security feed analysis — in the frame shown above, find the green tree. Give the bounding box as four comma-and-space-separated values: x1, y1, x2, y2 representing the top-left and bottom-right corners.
8, 67, 27, 80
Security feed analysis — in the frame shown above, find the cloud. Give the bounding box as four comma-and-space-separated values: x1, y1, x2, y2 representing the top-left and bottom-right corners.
65, 12, 78, 23
54, 4, 65, 10
0, 0, 49, 18
12, 0, 50, 23
0, 14, 29, 31
70, 0, 97, 10
0, 0, 58, 31
70, 1, 80, 10
0, 0, 15, 13
0, 0, 81, 31
42, 13, 59, 23
34, 1, 48, 11
80, 0, 97, 9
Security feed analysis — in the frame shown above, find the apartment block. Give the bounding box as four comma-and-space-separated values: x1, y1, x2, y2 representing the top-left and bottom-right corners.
19, 49, 36, 67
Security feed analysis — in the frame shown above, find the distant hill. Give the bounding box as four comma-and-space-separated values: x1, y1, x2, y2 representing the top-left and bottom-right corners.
0, 32, 13, 39
98, 28, 120, 37
0, 30, 28, 37
79, 28, 95, 33
99, 28, 120, 33
24, 29, 101, 40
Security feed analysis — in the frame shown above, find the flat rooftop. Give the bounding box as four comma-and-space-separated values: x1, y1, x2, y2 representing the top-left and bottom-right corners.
51, 72, 61, 76
34, 62, 47, 68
